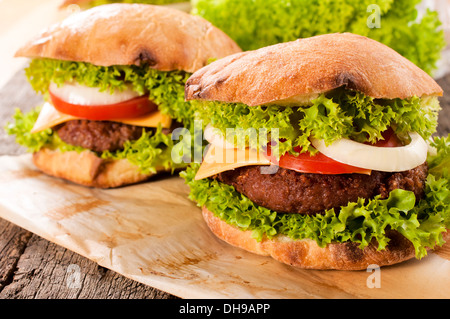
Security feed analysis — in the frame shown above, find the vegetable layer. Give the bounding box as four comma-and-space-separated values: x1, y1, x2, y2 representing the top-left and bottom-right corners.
191, 90, 441, 157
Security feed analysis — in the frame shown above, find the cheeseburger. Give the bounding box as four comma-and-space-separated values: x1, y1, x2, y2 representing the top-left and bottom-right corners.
183, 33, 450, 270
7, 4, 241, 188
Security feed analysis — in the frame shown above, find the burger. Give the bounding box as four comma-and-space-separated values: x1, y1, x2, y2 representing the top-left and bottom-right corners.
6, 3, 241, 188
183, 33, 450, 270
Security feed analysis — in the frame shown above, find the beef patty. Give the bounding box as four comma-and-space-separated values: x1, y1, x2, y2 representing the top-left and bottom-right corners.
56, 120, 147, 153
215, 164, 428, 215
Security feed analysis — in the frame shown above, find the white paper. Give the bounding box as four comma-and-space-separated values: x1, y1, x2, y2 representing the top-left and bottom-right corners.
0, 155, 448, 299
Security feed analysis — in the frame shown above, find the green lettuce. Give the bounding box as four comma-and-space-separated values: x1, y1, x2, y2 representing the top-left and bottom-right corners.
5, 107, 187, 174
192, 0, 445, 75
428, 135, 450, 180
6, 107, 55, 153
191, 90, 440, 156
101, 128, 185, 174
181, 135, 450, 259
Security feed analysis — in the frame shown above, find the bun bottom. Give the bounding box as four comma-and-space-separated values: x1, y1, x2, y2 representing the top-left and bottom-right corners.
202, 206, 448, 270
33, 148, 166, 188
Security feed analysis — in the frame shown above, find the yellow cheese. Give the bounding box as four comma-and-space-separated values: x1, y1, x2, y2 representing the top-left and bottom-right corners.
31, 102, 172, 133
195, 143, 272, 180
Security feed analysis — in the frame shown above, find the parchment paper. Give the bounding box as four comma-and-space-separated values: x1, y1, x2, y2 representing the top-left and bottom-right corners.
0, 154, 448, 299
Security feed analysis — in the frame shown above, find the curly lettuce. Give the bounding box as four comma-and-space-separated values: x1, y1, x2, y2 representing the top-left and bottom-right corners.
181, 135, 450, 259
5, 107, 188, 174
191, 90, 441, 156
192, 0, 445, 75
428, 135, 450, 180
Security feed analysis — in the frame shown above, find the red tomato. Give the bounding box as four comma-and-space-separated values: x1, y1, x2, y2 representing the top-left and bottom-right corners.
49, 91, 157, 121
370, 128, 403, 148
265, 129, 403, 175
266, 145, 372, 175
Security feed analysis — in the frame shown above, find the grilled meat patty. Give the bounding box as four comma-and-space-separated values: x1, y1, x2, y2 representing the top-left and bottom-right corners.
215, 164, 428, 215
56, 120, 148, 153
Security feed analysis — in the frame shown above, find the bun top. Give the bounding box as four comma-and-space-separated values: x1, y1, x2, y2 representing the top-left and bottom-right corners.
185, 33, 443, 106
15, 4, 242, 73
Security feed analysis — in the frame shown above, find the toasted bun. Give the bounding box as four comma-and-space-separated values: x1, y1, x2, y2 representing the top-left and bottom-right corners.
15, 4, 241, 73
33, 148, 166, 188
202, 206, 449, 270
185, 33, 442, 106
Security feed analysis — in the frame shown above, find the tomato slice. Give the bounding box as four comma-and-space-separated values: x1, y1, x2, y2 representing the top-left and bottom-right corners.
370, 128, 404, 148
265, 129, 405, 175
266, 145, 372, 175
49, 90, 158, 121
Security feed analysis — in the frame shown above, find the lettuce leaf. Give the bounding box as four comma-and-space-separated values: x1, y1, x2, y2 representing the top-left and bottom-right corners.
101, 127, 187, 174
428, 135, 450, 181
192, 0, 445, 75
192, 90, 440, 156
5, 107, 187, 174
5, 107, 54, 153
182, 135, 450, 259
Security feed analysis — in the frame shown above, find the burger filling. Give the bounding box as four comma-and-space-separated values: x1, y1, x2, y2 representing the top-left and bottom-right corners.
190, 89, 441, 158
55, 120, 178, 153
6, 58, 195, 174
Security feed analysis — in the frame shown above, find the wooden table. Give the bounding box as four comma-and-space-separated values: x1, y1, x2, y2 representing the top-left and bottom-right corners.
0, 0, 449, 299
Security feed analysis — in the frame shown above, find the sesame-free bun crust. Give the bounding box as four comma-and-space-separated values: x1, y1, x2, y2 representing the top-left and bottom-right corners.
202, 206, 449, 270
15, 4, 241, 73
185, 33, 442, 106
33, 148, 166, 188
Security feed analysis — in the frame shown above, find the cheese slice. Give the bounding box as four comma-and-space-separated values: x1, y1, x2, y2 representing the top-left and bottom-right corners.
31, 102, 172, 133
195, 143, 272, 180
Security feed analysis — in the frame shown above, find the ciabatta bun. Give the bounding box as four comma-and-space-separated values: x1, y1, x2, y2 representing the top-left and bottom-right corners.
15, 4, 242, 72
202, 206, 449, 270
185, 33, 442, 106
33, 148, 164, 188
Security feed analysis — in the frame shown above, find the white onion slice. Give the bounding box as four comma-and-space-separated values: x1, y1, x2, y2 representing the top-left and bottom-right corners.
49, 82, 141, 106
310, 133, 428, 172
204, 124, 236, 149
